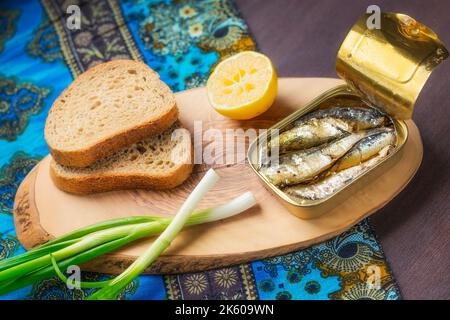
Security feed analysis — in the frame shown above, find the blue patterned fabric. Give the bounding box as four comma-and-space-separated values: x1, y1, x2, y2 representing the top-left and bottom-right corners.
0, 0, 400, 300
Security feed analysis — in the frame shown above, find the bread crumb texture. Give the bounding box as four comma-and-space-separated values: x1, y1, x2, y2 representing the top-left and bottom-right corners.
52, 123, 190, 175
45, 60, 176, 151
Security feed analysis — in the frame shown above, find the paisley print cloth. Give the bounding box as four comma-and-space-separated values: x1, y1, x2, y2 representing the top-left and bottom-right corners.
0, 0, 400, 300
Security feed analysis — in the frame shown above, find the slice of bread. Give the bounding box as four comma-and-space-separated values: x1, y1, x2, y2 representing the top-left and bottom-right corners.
49, 124, 193, 194
45, 60, 178, 168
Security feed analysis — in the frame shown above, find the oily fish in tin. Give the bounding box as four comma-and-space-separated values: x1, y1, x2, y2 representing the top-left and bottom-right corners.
260, 106, 396, 201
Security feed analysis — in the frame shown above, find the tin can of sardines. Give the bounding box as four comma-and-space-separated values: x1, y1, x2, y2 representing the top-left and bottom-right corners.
247, 12, 448, 219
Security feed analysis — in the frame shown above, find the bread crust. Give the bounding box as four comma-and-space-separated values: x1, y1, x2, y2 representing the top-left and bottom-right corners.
47, 106, 178, 167
49, 159, 193, 194
45, 60, 178, 168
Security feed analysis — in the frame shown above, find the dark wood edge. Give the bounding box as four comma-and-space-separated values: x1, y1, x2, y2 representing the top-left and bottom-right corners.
14, 166, 52, 249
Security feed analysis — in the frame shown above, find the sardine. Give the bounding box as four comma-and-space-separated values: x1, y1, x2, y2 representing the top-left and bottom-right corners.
295, 106, 389, 131
330, 127, 396, 172
261, 130, 373, 187
269, 117, 351, 154
283, 146, 393, 201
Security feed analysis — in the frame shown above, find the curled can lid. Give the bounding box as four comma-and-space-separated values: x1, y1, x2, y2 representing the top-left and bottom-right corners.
336, 12, 448, 119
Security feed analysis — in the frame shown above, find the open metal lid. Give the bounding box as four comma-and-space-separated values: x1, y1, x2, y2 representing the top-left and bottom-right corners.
336, 12, 448, 119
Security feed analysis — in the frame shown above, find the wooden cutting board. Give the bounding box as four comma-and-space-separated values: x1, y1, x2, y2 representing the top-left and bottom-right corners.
13, 77, 423, 274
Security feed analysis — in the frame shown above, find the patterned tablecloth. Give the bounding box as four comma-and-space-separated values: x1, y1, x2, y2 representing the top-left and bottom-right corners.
0, 0, 401, 300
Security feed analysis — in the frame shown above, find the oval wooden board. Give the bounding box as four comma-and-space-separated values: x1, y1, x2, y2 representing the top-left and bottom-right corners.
13, 78, 423, 274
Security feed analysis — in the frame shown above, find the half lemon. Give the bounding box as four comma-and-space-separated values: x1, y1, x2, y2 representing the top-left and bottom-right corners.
207, 51, 277, 120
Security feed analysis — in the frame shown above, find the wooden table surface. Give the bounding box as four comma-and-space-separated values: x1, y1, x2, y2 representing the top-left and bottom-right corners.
236, 0, 450, 300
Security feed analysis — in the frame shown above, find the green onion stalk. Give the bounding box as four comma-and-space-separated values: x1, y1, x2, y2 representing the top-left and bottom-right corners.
0, 169, 256, 298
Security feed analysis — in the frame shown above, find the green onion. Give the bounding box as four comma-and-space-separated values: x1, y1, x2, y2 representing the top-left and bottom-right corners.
0, 169, 256, 298
87, 168, 220, 299
50, 255, 112, 289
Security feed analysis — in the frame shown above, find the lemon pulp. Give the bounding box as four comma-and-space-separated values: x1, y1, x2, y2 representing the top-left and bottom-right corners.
207, 51, 277, 120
